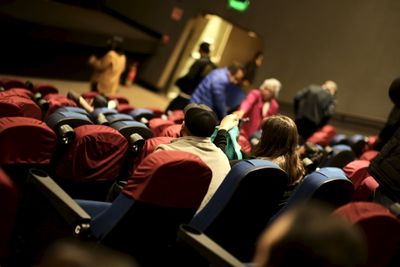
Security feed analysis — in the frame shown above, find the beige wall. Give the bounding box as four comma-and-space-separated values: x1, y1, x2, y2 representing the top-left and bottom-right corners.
107, 0, 400, 122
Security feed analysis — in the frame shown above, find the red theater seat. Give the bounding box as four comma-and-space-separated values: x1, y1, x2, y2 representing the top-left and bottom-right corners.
334, 202, 400, 267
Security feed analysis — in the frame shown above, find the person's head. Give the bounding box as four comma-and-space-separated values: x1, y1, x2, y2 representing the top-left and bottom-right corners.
254, 115, 304, 184
254, 115, 298, 159
199, 42, 211, 57
388, 77, 400, 107
227, 62, 245, 85
254, 51, 264, 67
259, 78, 282, 101
107, 36, 124, 54
322, 80, 338, 96
182, 103, 218, 137
253, 201, 367, 267
38, 239, 139, 267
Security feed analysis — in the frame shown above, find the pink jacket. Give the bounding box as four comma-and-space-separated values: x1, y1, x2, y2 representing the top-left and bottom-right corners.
239, 89, 279, 138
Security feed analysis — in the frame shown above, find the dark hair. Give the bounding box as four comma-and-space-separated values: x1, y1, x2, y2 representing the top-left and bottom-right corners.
227, 62, 245, 76
107, 36, 125, 55
261, 202, 367, 267
199, 42, 210, 54
254, 115, 304, 184
184, 103, 218, 137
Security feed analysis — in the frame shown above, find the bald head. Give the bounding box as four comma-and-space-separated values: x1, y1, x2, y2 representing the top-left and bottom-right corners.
322, 80, 338, 96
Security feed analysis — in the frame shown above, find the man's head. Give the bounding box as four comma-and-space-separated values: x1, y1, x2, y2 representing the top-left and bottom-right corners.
322, 80, 338, 96
199, 42, 211, 57
260, 78, 282, 101
253, 201, 367, 267
254, 51, 264, 67
182, 103, 218, 137
227, 63, 245, 85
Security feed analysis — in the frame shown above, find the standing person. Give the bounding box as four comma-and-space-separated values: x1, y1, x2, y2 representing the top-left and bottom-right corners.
190, 63, 245, 121
155, 103, 231, 212
88, 36, 127, 96
293, 80, 338, 142
234, 78, 281, 138
242, 51, 264, 90
166, 42, 216, 112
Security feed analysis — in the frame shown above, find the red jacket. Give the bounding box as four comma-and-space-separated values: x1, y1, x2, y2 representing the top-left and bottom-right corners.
239, 89, 280, 138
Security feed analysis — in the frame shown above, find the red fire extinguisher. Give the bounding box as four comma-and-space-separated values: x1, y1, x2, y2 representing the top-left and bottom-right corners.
125, 62, 138, 87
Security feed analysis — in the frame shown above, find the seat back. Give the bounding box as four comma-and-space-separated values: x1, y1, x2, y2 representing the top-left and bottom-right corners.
54, 125, 129, 199
0, 96, 41, 119
159, 123, 182, 138
334, 202, 400, 267
0, 117, 57, 167
94, 150, 212, 266
275, 167, 354, 219
148, 118, 174, 137
343, 160, 374, 201
190, 159, 289, 261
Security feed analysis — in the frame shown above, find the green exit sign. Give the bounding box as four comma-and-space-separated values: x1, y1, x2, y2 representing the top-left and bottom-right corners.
228, 0, 250, 12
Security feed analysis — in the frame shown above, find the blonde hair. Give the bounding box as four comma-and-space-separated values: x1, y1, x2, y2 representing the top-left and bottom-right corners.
260, 78, 282, 98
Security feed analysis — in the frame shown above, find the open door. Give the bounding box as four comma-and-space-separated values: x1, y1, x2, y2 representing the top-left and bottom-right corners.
162, 13, 263, 100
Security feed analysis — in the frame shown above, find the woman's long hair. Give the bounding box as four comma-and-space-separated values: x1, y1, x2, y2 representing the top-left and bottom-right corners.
253, 115, 304, 184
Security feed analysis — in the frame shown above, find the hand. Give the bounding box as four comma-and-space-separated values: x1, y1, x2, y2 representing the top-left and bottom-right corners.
233, 110, 245, 119
219, 114, 239, 131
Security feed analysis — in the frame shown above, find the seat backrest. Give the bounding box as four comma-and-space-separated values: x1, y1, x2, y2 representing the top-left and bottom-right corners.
133, 136, 174, 170
34, 84, 59, 96
343, 160, 373, 201
0, 168, 20, 258
54, 124, 129, 183
0, 117, 57, 166
275, 167, 354, 218
43, 93, 77, 120
0, 96, 41, 119
159, 123, 182, 138
93, 150, 212, 266
148, 118, 174, 137
360, 150, 379, 162
190, 159, 289, 261
334, 201, 400, 267
0, 88, 33, 99
110, 120, 153, 140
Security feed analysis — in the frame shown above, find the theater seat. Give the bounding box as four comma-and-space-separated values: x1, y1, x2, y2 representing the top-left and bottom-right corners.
159, 124, 182, 138
334, 202, 400, 267
27, 151, 212, 266
189, 159, 289, 262
53, 124, 129, 200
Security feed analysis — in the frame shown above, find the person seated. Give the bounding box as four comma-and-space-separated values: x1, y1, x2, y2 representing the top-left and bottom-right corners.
234, 78, 282, 138
155, 103, 231, 212
252, 201, 367, 267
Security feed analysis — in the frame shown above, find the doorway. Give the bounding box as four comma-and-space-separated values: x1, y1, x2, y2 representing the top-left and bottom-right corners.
161, 13, 263, 100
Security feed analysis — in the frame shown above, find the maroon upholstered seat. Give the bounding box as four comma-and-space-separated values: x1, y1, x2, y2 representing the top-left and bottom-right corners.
124, 150, 212, 208
360, 150, 379, 162
117, 103, 135, 114
0, 88, 33, 99
34, 84, 59, 96
0, 117, 57, 165
148, 118, 175, 137
0, 96, 41, 119
55, 124, 129, 183
159, 123, 182, 138
334, 202, 400, 267
167, 109, 185, 124
108, 95, 129, 104
0, 78, 28, 90
43, 93, 77, 119
307, 124, 337, 147
0, 168, 20, 258
133, 136, 174, 171
343, 160, 375, 201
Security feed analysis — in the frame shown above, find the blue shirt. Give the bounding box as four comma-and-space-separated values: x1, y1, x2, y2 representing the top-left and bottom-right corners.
190, 67, 230, 120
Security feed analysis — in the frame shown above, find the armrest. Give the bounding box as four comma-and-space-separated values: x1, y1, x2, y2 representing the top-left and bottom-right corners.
177, 224, 245, 267
28, 168, 91, 236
